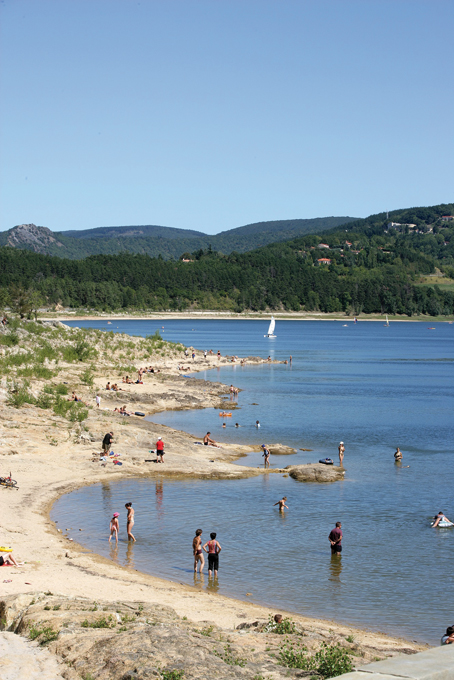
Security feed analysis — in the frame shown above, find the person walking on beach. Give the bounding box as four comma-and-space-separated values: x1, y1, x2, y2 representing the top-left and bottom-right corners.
329, 522, 342, 555
338, 442, 345, 466
95, 394, 101, 408
109, 512, 119, 543
125, 502, 136, 542
102, 431, 114, 455
262, 444, 270, 468
203, 532, 221, 578
394, 447, 402, 461
274, 497, 288, 512
193, 528, 204, 573
156, 437, 165, 463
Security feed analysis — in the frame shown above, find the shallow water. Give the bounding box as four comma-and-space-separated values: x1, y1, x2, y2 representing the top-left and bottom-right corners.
58, 319, 454, 644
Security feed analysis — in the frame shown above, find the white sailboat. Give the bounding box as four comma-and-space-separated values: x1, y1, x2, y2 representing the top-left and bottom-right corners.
384, 315, 390, 327
264, 316, 276, 338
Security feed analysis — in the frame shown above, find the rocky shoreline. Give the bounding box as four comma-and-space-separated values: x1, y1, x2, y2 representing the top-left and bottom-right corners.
0, 320, 427, 678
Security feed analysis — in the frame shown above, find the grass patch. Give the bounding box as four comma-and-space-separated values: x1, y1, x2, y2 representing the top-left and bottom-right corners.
214, 643, 247, 667
278, 639, 353, 678
0, 333, 19, 347
28, 623, 59, 645
7, 382, 35, 408
265, 615, 298, 634
81, 615, 116, 629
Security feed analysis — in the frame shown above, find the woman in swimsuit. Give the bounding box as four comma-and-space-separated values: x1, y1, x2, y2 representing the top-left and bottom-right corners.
125, 503, 136, 542
193, 528, 204, 573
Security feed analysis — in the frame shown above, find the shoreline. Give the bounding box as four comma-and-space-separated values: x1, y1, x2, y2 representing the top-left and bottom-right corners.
0, 319, 429, 672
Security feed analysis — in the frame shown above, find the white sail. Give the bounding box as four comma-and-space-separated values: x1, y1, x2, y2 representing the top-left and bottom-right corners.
385, 315, 389, 326
264, 316, 276, 337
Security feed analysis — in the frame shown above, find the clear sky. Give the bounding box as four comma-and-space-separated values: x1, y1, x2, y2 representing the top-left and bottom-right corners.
1, 0, 453, 235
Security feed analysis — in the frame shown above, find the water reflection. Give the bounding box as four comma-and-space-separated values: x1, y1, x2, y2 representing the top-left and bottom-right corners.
206, 578, 220, 594
155, 481, 163, 518
329, 554, 343, 583
125, 542, 135, 569
109, 544, 119, 562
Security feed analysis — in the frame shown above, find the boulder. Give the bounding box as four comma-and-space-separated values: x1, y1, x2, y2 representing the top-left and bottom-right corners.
268, 444, 297, 455
286, 463, 345, 483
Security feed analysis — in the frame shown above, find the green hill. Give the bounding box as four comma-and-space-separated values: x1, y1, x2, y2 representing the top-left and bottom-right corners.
0, 203, 453, 318
0, 216, 356, 260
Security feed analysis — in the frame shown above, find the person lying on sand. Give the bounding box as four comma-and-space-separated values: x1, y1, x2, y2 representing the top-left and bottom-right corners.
203, 432, 220, 448
0, 551, 22, 567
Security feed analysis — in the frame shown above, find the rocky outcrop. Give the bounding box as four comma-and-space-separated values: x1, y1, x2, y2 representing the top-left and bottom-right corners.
6, 224, 65, 254
0, 592, 412, 680
286, 463, 345, 482
268, 444, 297, 455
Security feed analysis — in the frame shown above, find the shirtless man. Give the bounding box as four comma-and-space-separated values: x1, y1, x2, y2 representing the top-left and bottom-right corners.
193, 528, 204, 573
125, 502, 136, 541
274, 496, 288, 512
203, 532, 222, 578
203, 432, 218, 447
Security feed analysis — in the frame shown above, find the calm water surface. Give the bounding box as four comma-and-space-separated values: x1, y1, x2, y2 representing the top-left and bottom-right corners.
58, 319, 454, 643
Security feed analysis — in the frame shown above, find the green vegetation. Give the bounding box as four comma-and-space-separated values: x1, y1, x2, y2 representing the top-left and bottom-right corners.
81, 615, 116, 629
158, 669, 185, 680
28, 623, 59, 645
214, 643, 248, 667
0, 217, 355, 260
265, 615, 298, 634
277, 638, 353, 678
0, 203, 453, 316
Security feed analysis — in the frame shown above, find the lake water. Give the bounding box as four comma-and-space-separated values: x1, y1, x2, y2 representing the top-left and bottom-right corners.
56, 318, 454, 644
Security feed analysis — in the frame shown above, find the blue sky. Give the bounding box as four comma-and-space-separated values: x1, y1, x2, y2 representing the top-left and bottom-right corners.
1, 0, 453, 234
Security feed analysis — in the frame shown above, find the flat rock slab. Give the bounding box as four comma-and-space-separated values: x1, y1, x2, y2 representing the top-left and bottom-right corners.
0, 631, 67, 680
286, 463, 346, 482
268, 444, 297, 455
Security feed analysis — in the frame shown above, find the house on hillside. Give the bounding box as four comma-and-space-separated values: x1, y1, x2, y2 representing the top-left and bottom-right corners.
387, 222, 417, 232
317, 258, 332, 265
441, 216, 454, 221
345, 241, 352, 247
318, 243, 330, 249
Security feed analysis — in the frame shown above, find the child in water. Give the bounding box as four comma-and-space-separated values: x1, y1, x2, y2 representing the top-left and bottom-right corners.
109, 512, 119, 543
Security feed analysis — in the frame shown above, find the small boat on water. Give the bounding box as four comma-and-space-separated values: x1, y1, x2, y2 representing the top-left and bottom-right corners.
384, 315, 389, 327
264, 316, 276, 338
319, 458, 334, 465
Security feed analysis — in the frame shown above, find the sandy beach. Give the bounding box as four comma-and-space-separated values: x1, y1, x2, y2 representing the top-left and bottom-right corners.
0, 320, 427, 677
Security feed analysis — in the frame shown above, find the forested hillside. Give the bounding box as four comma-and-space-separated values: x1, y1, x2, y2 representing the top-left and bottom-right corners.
0, 216, 355, 260
0, 204, 453, 317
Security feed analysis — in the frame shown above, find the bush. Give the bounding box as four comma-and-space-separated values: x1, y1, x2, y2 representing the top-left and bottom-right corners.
278, 639, 309, 669
7, 382, 35, 408
0, 333, 19, 347
35, 393, 54, 410
69, 403, 88, 422
80, 367, 94, 386
17, 365, 54, 380
28, 623, 59, 645
81, 615, 116, 629
62, 340, 97, 363
55, 383, 68, 395
265, 615, 297, 634
314, 642, 353, 678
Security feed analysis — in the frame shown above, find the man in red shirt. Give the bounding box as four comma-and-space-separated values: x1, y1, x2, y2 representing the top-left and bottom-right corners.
156, 437, 165, 463
329, 522, 342, 554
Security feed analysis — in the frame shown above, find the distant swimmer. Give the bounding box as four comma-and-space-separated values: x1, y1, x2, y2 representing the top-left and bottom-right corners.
432, 511, 453, 527
235, 423, 240, 428
338, 442, 345, 465
394, 447, 402, 461
274, 496, 288, 512
256, 420, 260, 429
261, 444, 270, 468
193, 528, 204, 573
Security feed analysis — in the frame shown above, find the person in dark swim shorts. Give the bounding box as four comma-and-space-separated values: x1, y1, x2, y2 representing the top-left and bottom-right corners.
329, 522, 342, 554
203, 532, 221, 577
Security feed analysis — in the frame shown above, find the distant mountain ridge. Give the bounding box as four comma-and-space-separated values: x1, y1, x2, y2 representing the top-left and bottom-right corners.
0, 216, 357, 259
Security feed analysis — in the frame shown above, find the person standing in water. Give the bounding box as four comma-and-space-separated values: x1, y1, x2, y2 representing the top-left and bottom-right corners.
109, 512, 119, 543
394, 447, 402, 461
256, 420, 260, 428
329, 522, 342, 555
193, 528, 204, 573
338, 442, 345, 465
203, 532, 221, 578
125, 502, 136, 542
261, 444, 270, 468
274, 497, 288, 512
